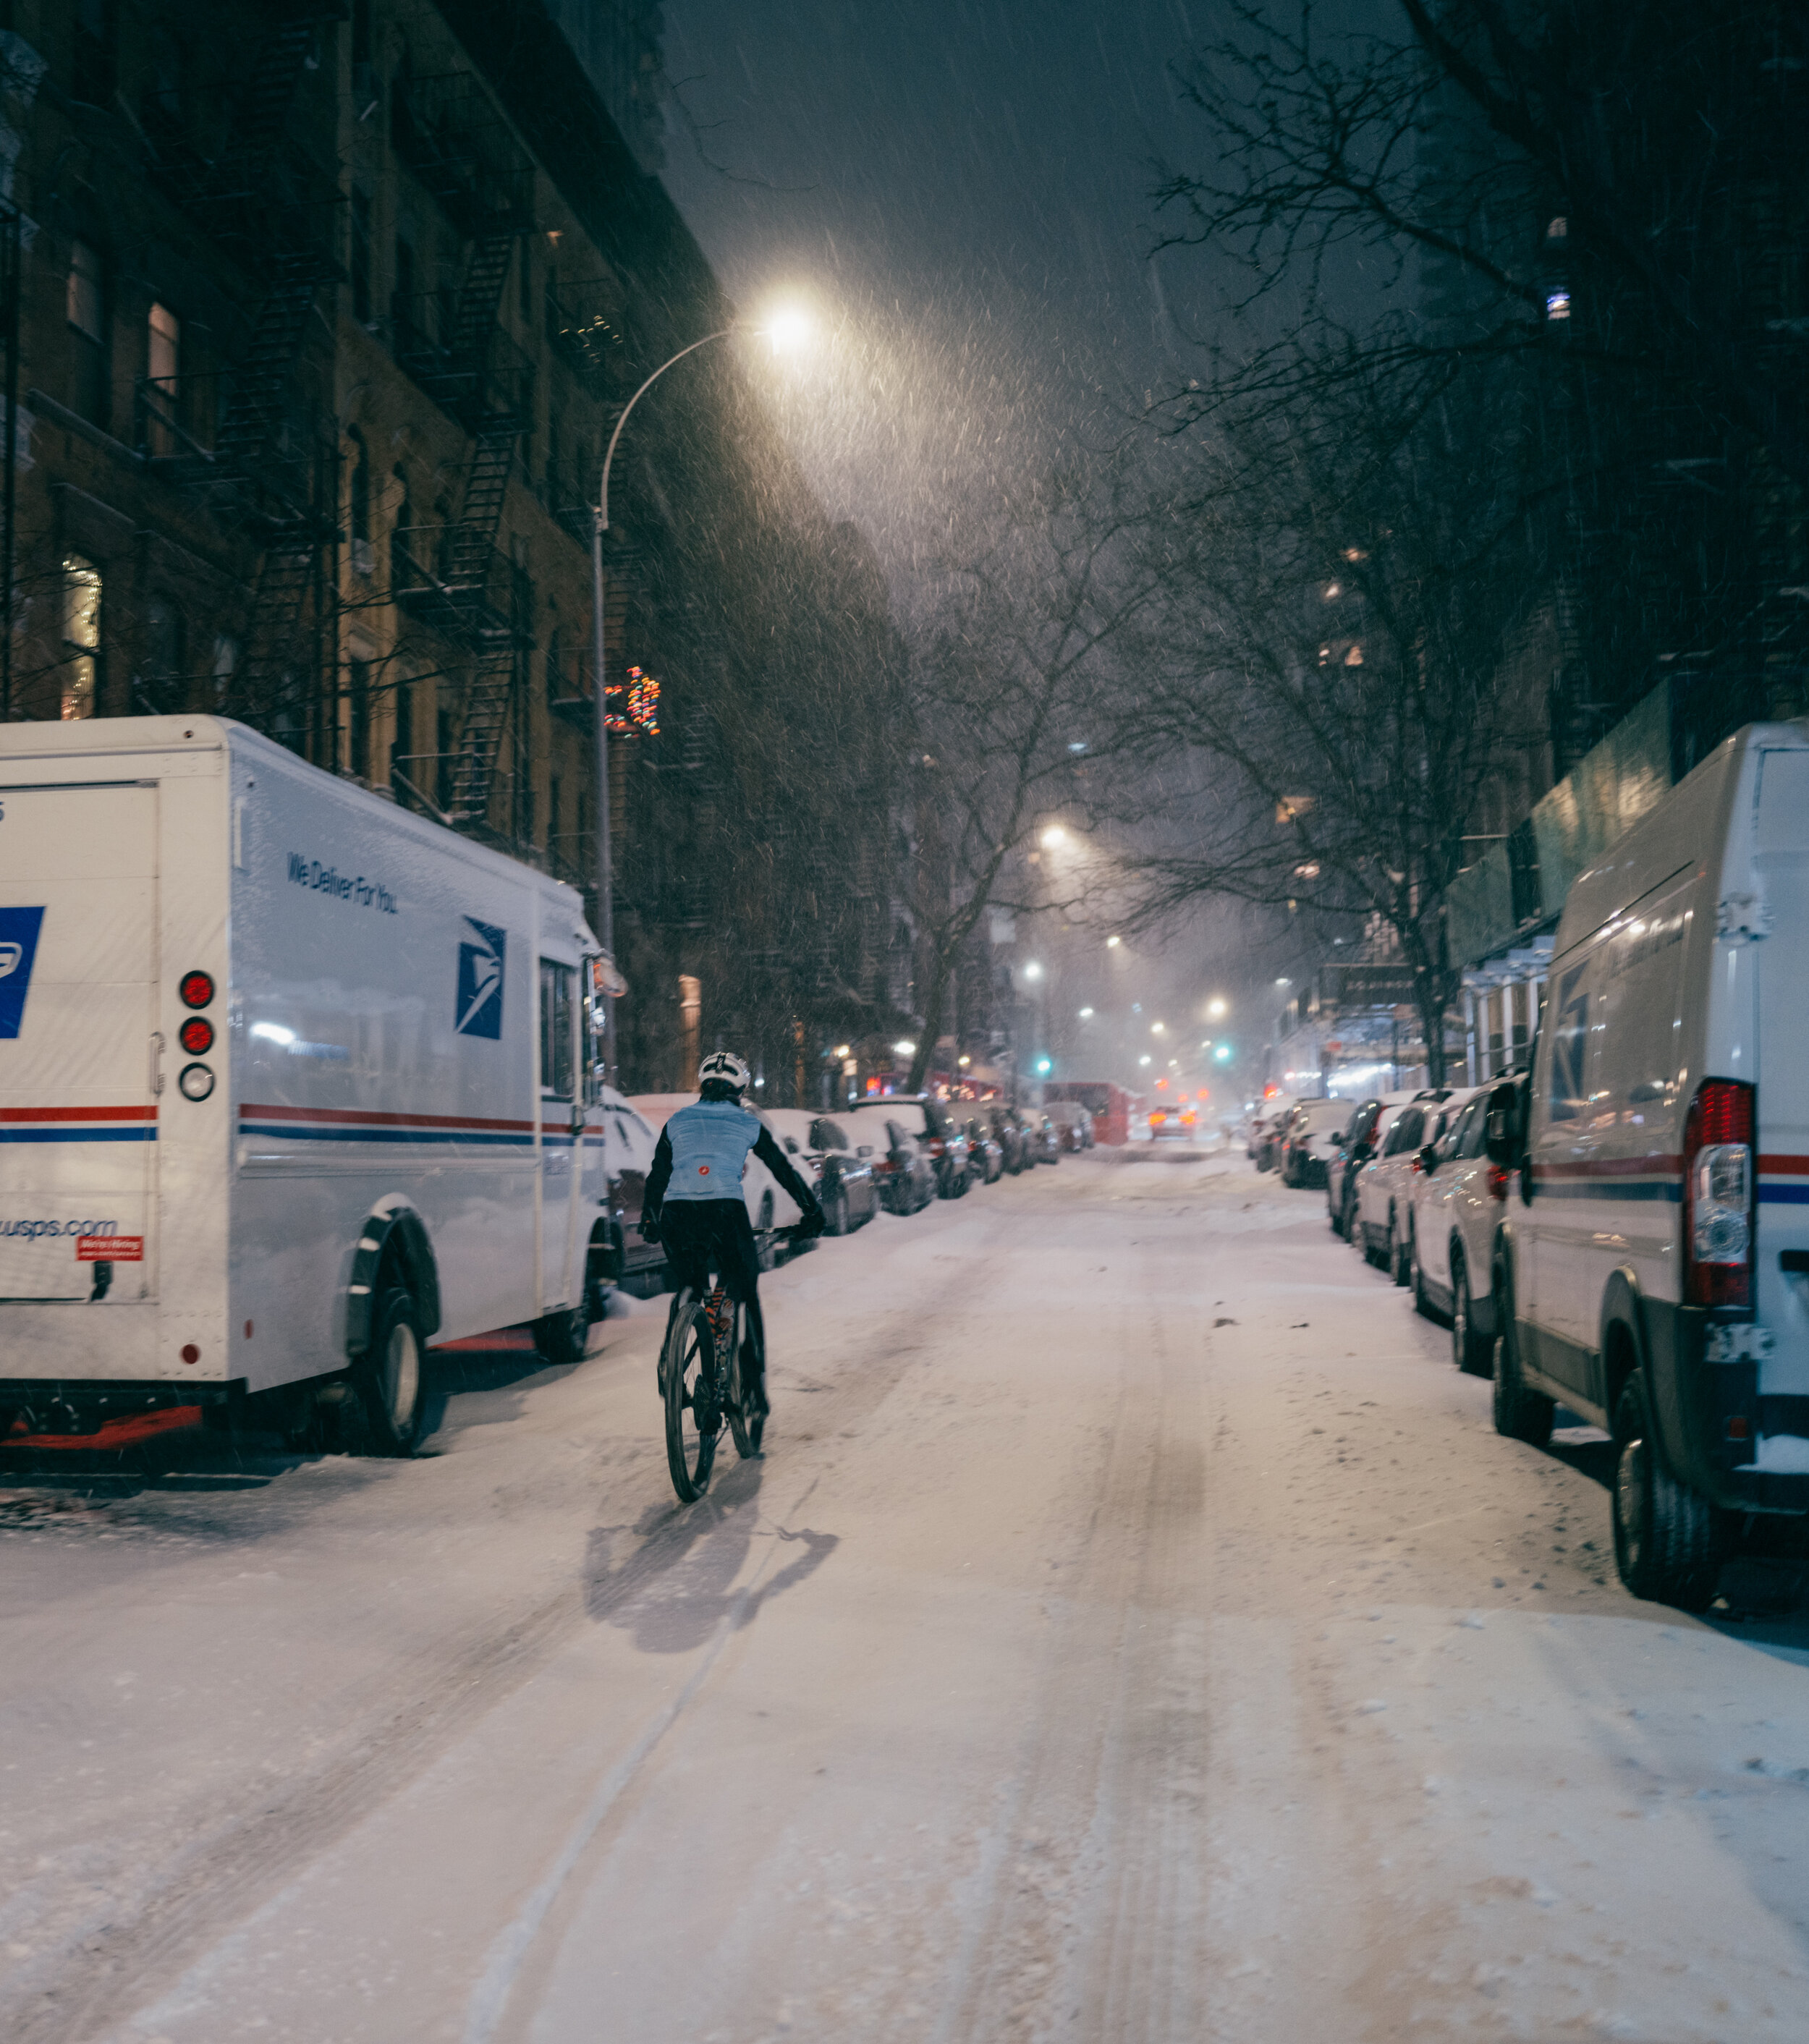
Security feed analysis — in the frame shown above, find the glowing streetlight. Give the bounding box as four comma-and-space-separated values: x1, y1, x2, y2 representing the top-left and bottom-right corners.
957, 1054, 971, 1068
1138, 1054, 1152, 1066
1106, 935, 1122, 948
1040, 825, 1067, 849
1275, 977, 1292, 988
1035, 1057, 1052, 1075
1207, 997, 1228, 1019
1023, 962, 1043, 980
1151, 1022, 1166, 1035
893, 1039, 916, 1057
1078, 1006, 1094, 1019
834, 1043, 850, 1057
762, 303, 815, 354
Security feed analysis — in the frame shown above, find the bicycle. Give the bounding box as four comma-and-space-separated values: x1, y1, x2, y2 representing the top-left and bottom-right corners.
659, 1228, 805, 1502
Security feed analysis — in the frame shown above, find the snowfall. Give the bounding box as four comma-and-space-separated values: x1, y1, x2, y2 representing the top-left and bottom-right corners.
3, 1150, 1807, 2044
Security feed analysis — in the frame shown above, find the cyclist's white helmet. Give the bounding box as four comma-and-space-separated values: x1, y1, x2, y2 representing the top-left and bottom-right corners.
698, 1051, 750, 1097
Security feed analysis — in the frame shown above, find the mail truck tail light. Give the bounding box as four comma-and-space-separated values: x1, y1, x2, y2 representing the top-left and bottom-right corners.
179, 1017, 213, 1055
1683, 1079, 1755, 1310
179, 970, 215, 1009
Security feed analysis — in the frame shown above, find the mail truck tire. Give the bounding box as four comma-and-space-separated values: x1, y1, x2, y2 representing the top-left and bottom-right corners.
356, 1286, 428, 1457
534, 1304, 590, 1367
1611, 1372, 1721, 1613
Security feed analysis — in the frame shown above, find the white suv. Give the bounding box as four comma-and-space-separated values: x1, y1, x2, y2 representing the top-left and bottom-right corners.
1410, 1076, 1525, 1372
1496, 720, 1809, 1611
1355, 1092, 1462, 1282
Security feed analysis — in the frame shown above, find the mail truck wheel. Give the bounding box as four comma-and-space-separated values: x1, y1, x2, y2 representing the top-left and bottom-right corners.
534, 1304, 590, 1367
1611, 1373, 1721, 1612
357, 1286, 428, 1457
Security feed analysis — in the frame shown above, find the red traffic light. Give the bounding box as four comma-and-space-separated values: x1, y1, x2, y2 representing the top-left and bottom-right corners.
179, 1016, 215, 1056
179, 970, 215, 1009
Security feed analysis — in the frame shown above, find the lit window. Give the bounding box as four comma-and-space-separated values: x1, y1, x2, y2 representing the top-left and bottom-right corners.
1343, 644, 1364, 666
1546, 289, 1571, 321
62, 554, 102, 720
148, 302, 179, 391
1546, 216, 1568, 241
67, 242, 104, 341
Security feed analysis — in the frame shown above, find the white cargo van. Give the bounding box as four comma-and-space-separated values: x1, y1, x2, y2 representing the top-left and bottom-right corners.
1494, 720, 1809, 1607
0, 716, 622, 1453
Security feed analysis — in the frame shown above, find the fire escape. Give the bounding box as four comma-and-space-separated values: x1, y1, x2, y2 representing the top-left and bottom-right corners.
140, 1, 344, 731
387, 70, 535, 830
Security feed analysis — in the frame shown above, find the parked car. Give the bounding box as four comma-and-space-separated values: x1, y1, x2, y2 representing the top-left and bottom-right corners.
595, 1090, 665, 1291
758, 1108, 881, 1236
1352, 1091, 1460, 1281
1043, 1100, 1094, 1152
867, 1119, 938, 1213
1280, 1098, 1350, 1187
978, 1102, 1033, 1175
1326, 1098, 1384, 1236
847, 1095, 971, 1199
961, 1112, 1005, 1184
1409, 1074, 1528, 1372
1495, 720, 1809, 1611
1022, 1108, 1063, 1164
1253, 1098, 1301, 1171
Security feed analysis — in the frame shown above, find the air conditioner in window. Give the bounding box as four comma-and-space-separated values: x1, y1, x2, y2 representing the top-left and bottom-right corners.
351, 538, 375, 577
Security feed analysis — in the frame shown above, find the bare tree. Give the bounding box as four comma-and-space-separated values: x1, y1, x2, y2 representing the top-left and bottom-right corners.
1155, 0, 1809, 489
1122, 356, 1549, 1084
897, 464, 1166, 1095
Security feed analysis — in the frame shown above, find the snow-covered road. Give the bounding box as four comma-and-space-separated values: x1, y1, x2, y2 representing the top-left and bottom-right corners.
4, 1153, 1808, 2043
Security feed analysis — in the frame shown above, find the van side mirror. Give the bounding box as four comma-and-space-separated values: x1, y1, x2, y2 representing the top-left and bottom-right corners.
1484, 1105, 1514, 1165
1417, 1143, 1439, 1174
857, 1144, 873, 1158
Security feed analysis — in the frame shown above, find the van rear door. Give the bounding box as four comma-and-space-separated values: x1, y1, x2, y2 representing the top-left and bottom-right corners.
0, 783, 159, 1299
1754, 748, 1809, 1390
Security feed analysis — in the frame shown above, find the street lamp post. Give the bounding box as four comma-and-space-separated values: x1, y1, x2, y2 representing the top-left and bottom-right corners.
590, 328, 733, 1082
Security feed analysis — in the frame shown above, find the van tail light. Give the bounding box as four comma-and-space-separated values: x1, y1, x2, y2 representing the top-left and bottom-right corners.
1487, 1165, 1510, 1201
1682, 1078, 1755, 1310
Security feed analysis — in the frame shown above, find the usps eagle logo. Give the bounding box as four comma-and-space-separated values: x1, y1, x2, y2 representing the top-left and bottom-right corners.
456, 918, 507, 1039
0, 907, 44, 1040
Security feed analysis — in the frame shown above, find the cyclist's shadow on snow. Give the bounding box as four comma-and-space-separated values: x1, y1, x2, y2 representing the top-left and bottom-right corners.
583, 1462, 839, 1654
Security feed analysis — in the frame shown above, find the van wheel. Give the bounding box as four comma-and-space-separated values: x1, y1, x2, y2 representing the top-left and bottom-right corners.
354, 1286, 429, 1457
827, 1187, 850, 1237
1449, 1255, 1494, 1373
1611, 1373, 1723, 1612
534, 1304, 590, 1367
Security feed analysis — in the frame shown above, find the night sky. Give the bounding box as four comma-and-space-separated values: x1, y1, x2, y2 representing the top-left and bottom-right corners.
657, 0, 1221, 567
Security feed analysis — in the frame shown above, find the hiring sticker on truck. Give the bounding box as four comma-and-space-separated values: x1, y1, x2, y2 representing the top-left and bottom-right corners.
77, 1235, 143, 1261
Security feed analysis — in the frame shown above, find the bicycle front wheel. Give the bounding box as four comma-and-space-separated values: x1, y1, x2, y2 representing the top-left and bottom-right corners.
726, 1302, 765, 1460
663, 1292, 719, 1502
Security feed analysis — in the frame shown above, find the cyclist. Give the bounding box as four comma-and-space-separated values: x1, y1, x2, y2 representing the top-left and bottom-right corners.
640, 1051, 826, 1423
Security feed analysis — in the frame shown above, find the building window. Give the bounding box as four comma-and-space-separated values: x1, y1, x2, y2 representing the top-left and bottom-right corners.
391, 679, 413, 801
67, 241, 109, 427
146, 302, 179, 454
348, 430, 372, 574
211, 635, 240, 708
545, 624, 564, 708
140, 591, 186, 711
73, 0, 116, 105
62, 556, 102, 720
349, 190, 373, 324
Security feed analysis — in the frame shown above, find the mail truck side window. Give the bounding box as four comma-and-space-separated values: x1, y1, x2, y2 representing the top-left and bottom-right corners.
538, 959, 575, 1098
1546, 959, 1592, 1122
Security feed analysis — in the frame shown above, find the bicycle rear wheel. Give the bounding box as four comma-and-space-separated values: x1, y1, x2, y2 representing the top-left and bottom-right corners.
663, 1291, 719, 1502
726, 1302, 765, 1460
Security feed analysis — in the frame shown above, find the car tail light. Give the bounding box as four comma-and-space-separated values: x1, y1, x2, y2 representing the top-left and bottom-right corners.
1487, 1165, 1510, 1201
1682, 1079, 1755, 1310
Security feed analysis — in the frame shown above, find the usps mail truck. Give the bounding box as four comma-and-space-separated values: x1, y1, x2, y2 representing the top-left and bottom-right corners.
1496, 718, 1809, 1607
0, 716, 619, 1453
